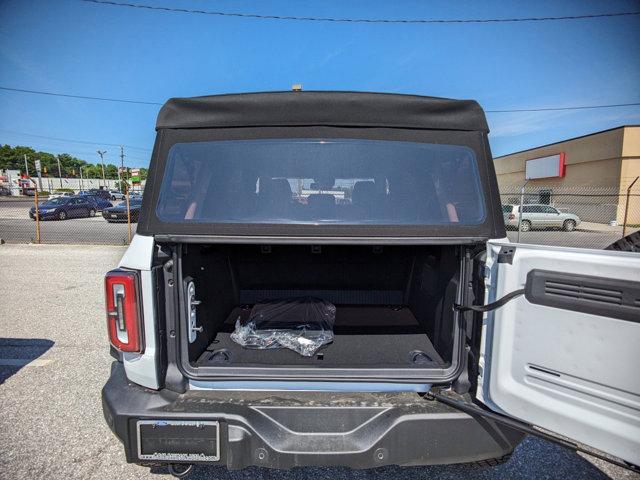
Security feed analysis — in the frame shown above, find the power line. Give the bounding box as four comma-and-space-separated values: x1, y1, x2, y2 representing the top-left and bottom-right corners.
80, 0, 640, 24
486, 102, 640, 113
2, 85, 639, 113
0, 128, 152, 152
0, 86, 162, 106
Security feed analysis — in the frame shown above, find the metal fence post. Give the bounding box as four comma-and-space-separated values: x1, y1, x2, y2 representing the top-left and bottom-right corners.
516, 180, 529, 243
125, 182, 132, 244
31, 179, 41, 244
623, 176, 639, 238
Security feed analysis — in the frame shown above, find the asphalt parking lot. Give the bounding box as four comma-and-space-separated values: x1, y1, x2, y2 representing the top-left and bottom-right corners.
0, 243, 638, 479
0, 197, 631, 248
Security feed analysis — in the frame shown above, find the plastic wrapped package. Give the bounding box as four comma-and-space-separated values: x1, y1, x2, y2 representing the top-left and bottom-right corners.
230, 297, 336, 357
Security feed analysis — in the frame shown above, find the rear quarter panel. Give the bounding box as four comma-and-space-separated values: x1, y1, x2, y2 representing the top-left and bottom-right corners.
117, 234, 160, 389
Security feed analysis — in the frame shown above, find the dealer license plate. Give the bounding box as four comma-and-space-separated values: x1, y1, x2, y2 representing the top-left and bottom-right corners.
137, 420, 220, 462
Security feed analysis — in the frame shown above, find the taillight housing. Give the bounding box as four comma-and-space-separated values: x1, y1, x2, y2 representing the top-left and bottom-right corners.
508, 213, 516, 220
105, 269, 144, 353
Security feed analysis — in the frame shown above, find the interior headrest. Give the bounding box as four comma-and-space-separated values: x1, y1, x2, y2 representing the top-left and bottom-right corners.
260, 177, 292, 204
352, 181, 376, 205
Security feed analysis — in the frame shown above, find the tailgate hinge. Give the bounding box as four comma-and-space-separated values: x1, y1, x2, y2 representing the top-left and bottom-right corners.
497, 245, 516, 264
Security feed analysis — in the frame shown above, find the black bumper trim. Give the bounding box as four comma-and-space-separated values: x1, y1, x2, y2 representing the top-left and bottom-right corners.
102, 363, 523, 469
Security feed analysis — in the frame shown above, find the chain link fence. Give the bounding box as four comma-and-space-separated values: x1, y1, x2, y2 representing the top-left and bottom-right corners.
0, 186, 137, 246
1, 183, 639, 249
499, 182, 640, 249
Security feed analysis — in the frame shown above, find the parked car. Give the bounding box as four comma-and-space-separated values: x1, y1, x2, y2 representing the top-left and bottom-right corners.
503, 204, 581, 231
0, 185, 11, 196
49, 191, 75, 200
102, 198, 143, 222
101, 92, 640, 475
29, 195, 96, 220
78, 193, 113, 211
109, 190, 126, 200
88, 188, 112, 200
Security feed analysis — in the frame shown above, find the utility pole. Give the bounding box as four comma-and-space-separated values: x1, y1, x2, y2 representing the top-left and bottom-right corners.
97, 150, 107, 189
116, 147, 123, 192
120, 146, 126, 190
79, 165, 84, 192
23, 154, 30, 177
56, 156, 63, 189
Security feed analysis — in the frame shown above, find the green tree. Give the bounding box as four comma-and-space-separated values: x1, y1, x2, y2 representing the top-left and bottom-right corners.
0, 144, 147, 181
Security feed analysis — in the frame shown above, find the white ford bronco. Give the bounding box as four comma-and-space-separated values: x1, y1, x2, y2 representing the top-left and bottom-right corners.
101, 91, 640, 476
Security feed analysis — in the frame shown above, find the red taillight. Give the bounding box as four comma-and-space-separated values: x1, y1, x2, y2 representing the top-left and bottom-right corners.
508, 213, 516, 220
105, 269, 144, 353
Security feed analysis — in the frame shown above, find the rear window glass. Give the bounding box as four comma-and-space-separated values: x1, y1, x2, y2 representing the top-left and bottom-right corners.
156, 139, 486, 226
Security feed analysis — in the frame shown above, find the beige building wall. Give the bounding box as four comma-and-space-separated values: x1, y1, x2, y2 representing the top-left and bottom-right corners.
617, 126, 640, 225
494, 127, 624, 189
494, 126, 640, 225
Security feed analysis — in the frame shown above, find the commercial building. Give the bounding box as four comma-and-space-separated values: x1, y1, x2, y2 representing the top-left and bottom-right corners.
493, 125, 640, 225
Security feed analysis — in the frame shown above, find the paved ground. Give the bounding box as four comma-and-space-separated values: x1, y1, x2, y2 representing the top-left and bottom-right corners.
0, 244, 638, 479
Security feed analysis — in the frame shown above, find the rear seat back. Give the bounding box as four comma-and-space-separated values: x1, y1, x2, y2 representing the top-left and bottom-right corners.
306, 194, 336, 218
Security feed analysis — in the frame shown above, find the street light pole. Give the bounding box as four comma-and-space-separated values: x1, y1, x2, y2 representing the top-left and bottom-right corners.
23, 154, 30, 177
97, 150, 107, 189
56, 156, 63, 189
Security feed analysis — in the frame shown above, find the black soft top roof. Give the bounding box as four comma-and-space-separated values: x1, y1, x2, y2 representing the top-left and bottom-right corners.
156, 91, 489, 132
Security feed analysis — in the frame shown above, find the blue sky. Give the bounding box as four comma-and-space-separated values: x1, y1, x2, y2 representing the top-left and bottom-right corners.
1, 0, 639, 167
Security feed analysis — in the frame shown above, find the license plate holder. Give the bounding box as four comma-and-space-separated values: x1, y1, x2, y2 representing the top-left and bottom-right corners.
137, 420, 220, 462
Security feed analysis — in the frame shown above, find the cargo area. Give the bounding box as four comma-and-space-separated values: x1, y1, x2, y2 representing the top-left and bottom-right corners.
178, 244, 464, 375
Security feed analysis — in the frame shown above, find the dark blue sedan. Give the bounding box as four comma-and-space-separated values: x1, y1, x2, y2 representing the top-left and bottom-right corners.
29, 196, 97, 220
102, 198, 143, 223
78, 193, 113, 211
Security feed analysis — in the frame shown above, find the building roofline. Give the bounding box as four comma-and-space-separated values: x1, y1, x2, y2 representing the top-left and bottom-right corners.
494, 125, 640, 159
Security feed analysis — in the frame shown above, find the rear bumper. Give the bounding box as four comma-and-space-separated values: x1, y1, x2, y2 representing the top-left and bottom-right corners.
102, 362, 524, 469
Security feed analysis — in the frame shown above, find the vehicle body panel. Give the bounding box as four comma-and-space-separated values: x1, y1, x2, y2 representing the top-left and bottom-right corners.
117, 234, 160, 389
479, 241, 640, 465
